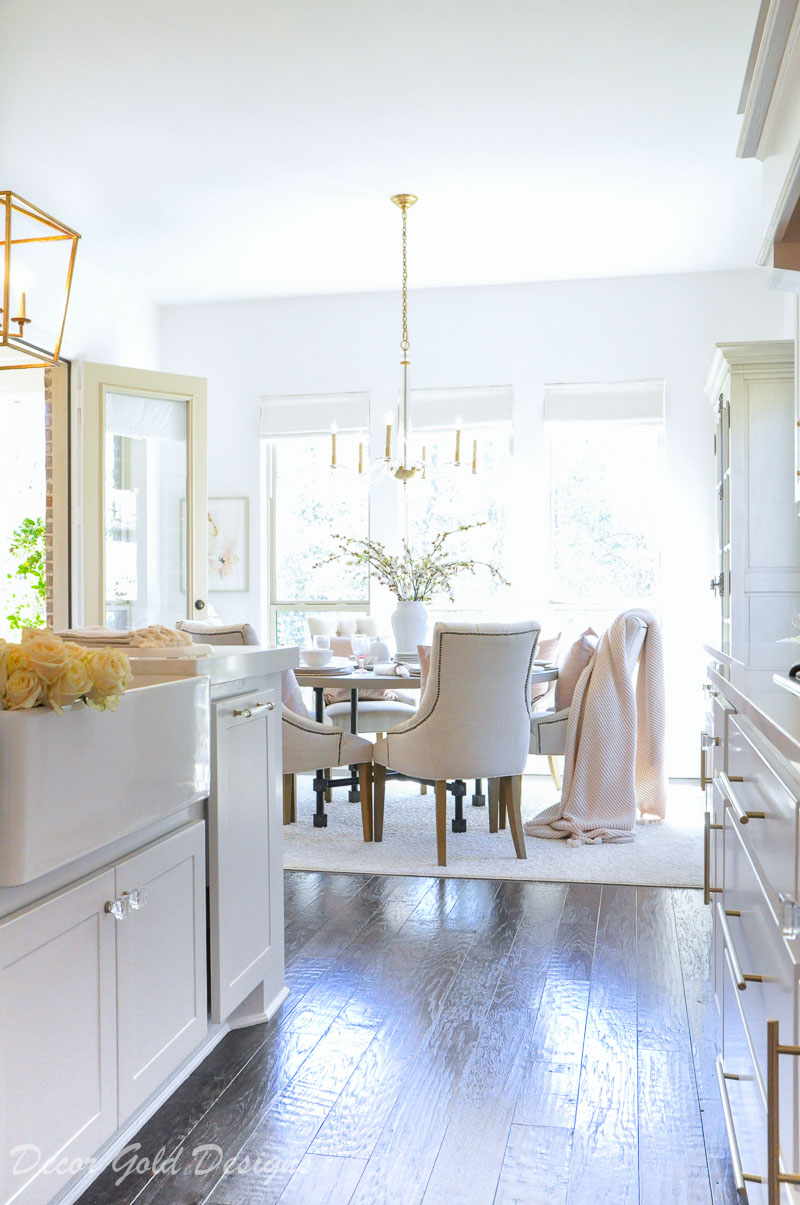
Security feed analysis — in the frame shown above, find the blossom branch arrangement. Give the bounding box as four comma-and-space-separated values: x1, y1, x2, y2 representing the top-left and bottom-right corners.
315, 523, 510, 603
0, 629, 133, 714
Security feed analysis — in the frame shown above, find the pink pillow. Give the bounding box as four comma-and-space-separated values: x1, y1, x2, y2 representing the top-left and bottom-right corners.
554, 628, 598, 711
417, 644, 431, 692
531, 633, 561, 704
282, 669, 309, 718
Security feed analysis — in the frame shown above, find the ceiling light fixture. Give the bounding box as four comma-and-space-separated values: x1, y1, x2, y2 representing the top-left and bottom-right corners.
329, 194, 477, 483
1, 191, 80, 371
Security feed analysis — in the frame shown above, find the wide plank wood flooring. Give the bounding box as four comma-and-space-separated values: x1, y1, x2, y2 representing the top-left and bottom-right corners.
77, 872, 738, 1205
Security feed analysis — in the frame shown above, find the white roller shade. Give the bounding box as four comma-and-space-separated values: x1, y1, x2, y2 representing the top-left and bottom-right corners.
410, 385, 513, 431
105, 392, 186, 441
260, 392, 369, 439
544, 380, 664, 423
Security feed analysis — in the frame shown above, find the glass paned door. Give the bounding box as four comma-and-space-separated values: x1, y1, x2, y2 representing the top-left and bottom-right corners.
77, 363, 207, 628
103, 392, 188, 629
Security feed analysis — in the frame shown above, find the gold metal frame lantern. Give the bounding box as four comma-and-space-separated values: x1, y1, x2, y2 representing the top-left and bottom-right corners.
0, 191, 80, 370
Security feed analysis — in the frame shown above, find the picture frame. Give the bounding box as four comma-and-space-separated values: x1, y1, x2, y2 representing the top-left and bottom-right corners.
207, 496, 249, 592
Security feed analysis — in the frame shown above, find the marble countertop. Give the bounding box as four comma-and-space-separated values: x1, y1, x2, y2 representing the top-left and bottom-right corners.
705, 644, 800, 775
129, 644, 299, 685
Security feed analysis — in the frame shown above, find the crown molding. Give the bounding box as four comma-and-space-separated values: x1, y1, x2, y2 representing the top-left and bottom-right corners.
737, 0, 800, 159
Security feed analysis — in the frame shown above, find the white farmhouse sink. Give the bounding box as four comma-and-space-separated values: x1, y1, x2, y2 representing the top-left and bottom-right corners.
0, 676, 211, 886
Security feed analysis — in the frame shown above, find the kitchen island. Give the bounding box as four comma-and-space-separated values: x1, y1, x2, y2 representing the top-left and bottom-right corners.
0, 644, 297, 1205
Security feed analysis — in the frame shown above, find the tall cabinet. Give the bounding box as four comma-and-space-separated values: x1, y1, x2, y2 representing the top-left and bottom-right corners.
705, 342, 800, 728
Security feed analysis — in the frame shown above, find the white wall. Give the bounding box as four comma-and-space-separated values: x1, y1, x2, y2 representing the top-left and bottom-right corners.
61, 254, 159, 369
159, 268, 793, 775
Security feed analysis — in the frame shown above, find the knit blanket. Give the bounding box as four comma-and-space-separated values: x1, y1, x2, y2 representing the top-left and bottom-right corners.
524, 609, 667, 844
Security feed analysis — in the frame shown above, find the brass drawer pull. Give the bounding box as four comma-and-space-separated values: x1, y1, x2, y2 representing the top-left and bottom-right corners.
767, 1020, 800, 1202
719, 770, 765, 824
703, 811, 723, 905
233, 701, 275, 719
715, 1055, 761, 1192
718, 904, 763, 989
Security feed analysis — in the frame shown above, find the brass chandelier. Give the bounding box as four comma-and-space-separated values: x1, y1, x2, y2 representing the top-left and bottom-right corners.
329, 193, 478, 483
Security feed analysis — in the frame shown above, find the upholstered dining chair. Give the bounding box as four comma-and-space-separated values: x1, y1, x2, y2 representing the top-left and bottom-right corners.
528, 614, 647, 762
506, 615, 651, 826
175, 619, 373, 835
372, 621, 541, 867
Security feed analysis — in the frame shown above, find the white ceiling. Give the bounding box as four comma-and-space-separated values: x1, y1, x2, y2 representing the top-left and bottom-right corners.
2, 0, 763, 305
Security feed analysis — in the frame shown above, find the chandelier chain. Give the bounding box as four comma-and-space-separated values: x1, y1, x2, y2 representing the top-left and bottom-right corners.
401, 206, 409, 355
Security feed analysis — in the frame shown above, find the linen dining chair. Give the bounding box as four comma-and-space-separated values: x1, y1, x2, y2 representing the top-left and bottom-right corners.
528, 614, 647, 762
507, 615, 649, 826
175, 619, 373, 834
372, 621, 541, 866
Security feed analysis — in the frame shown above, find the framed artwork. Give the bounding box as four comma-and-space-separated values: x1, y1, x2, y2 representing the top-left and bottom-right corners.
208, 497, 249, 592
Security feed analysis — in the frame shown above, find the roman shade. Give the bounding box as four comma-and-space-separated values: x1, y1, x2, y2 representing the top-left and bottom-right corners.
260, 392, 369, 439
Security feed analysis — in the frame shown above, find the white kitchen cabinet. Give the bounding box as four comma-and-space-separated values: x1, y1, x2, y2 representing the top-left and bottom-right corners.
0, 822, 208, 1205
0, 869, 118, 1205
115, 822, 207, 1119
209, 686, 283, 1023
705, 342, 799, 724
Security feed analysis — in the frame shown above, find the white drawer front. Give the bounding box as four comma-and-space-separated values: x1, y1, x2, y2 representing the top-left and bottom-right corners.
725, 714, 798, 910
721, 947, 768, 1203
724, 811, 800, 1188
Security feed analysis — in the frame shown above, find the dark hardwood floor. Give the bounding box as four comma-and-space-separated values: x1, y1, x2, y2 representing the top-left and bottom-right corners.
77, 872, 738, 1205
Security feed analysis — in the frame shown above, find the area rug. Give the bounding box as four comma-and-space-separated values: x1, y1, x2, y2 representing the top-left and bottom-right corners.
283, 775, 703, 888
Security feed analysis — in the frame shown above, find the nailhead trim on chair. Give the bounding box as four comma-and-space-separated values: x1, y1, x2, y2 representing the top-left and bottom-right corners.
531, 712, 567, 754
385, 627, 540, 766
282, 714, 344, 763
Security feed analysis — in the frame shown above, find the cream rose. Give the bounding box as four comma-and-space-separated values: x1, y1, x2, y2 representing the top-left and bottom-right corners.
48, 654, 93, 713
86, 648, 133, 698
22, 630, 71, 685
6, 667, 44, 710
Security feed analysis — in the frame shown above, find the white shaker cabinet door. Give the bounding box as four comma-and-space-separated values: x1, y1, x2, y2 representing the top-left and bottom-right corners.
115, 822, 208, 1121
209, 687, 280, 1023
0, 869, 118, 1205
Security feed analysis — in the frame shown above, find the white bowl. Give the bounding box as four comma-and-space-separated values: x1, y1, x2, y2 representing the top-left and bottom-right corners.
300, 647, 333, 668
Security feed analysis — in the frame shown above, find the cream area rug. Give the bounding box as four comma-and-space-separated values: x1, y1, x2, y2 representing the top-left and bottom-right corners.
283, 775, 703, 888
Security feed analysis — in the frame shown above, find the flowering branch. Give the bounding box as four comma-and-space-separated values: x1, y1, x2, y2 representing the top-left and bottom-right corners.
314, 523, 509, 603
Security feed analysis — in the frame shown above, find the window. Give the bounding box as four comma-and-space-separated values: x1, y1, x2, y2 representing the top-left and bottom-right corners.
262, 392, 371, 645
547, 418, 663, 633
267, 433, 369, 645
405, 424, 512, 621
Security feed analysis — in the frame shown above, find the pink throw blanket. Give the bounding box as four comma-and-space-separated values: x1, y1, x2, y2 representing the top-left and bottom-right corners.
525, 609, 667, 844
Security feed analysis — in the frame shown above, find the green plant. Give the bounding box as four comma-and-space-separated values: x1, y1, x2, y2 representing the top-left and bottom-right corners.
6, 516, 47, 631
314, 522, 510, 603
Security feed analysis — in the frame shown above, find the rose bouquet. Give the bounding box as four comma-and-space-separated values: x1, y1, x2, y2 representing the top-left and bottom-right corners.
0, 629, 133, 714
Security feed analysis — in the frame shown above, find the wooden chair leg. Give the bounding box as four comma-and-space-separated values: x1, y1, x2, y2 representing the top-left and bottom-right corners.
282, 774, 295, 824
325, 769, 332, 804
501, 776, 526, 860
548, 755, 562, 791
499, 786, 507, 830
373, 763, 386, 842
488, 778, 500, 833
435, 780, 448, 866
420, 783, 428, 795
358, 763, 373, 842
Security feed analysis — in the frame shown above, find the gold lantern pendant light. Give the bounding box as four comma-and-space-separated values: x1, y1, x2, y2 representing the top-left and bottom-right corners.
0, 191, 80, 371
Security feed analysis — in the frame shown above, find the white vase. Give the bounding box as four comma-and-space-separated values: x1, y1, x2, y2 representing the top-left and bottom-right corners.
391, 600, 429, 654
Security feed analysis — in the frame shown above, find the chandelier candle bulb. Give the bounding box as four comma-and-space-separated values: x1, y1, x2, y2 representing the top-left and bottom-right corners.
17, 292, 26, 320
358, 440, 364, 474
384, 411, 393, 459
455, 416, 462, 465
330, 422, 338, 468
472, 438, 478, 474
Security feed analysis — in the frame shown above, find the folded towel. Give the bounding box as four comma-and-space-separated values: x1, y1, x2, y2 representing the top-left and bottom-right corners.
373, 661, 411, 677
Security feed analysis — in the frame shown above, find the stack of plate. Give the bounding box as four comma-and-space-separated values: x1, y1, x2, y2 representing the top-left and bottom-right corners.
295, 656, 352, 675
394, 651, 421, 676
